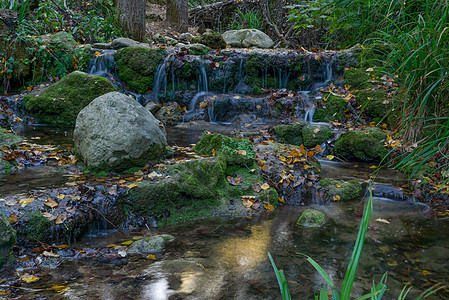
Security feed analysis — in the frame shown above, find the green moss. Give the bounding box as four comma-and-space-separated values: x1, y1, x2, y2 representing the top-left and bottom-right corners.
354, 89, 393, 121
259, 188, 279, 205
194, 133, 255, 167
20, 212, 51, 242
0, 128, 22, 147
188, 44, 211, 55
334, 127, 388, 162
273, 122, 305, 146
357, 43, 390, 68
302, 124, 332, 148
297, 209, 327, 228
314, 94, 347, 122
192, 33, 226, 49
0, 212, 16, 267
344, 68, 370, 88
23, 71, 117, 124
318, 179, 363, 201
114, 47, 166, 93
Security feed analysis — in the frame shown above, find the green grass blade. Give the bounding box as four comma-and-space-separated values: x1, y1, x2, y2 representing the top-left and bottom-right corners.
320, 287, 329, 300
298, 253, 336, 289
268, 252, 292, 300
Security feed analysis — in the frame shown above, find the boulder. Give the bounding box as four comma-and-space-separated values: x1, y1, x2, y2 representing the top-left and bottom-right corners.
74, 92, 167, 171
334, 127, 388, 162
23, 71, 117, 124
128, 234, 174, 254
114, 47, 166, 93
272, 122, 305, 146
297, 209, 327, 228
0, 212, 16, 267
223, 29, 274, 49
187, 43, 211, 55
38, 31, 78, 51
153, 34, 178, 46
191, 32, 226, 49
314, 94, 347, 123
194, 133, 255, 167
145, 101, 161, 115
93, 37, 148, 50
155, 102, 183, 125
344, 68, 370, 88
318, 179, 363, 201
179, 32, 194, 42
302, 124, 332, 148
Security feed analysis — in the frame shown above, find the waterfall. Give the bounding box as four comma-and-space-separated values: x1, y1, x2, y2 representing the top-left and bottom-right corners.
151, 55, 173, 101
197, 60, 208, 93
301, 91, 316, 122
87, 50, 116, 76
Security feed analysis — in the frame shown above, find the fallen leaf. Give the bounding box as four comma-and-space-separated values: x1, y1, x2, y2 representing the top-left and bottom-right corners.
375, 218, 390, 224
278, 196, 285, 204
379, 246, 390, 252
56, 194, 65, 200
370, 166, 377, 169
55, 214, 66, 224
313, 128, 320, 133
326, 155, 335, 160
43, 251, 60, 258
333, 195, 341, 201
21, 273, 40, 283
261, 183, 270, 190
19, 198, 34, 207
50, 285, 70, 293
127, 183, 138, 189
42, 212, 56, 221
237, 150, 247, 156
45, 198, 59, 208
121, 240, 133, 246
108, 185, 117, 196
263, 203, 274, 211
253, 184, 262, 193
146, 254, 156, 260
422, 270, 431, 276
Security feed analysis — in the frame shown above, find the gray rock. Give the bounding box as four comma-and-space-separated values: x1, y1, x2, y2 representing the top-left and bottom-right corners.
175, 42, 187, 48
297, 209, 327, 228
145, 101, 161, 115
74, 92, 167, 171
128, 234, 175, 254
155, 102, 184, 125
179, 32, 194, 42
93, 38, 149, 50
0, 212, 16, 267
38, 31, 78, 51
223, 29, 274, 49
153, 34, 178, 46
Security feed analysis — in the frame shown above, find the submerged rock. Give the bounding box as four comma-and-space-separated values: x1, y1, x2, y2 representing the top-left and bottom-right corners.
74, 92, 167, 171
0, 211, 16, 267
334, 127, 388, 162
114, 47, 166, 93
223, 29, 274, 49
318, 178, 363, 201
297, 209, 327, 228
23, 71, 117, 124
194, 133, 255, 167
128, 234, 174, 254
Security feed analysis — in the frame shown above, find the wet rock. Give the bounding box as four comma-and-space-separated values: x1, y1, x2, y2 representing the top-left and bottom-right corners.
371, 184, 408, 201
128, 234, 174, 254
23, 71, 117, 124
155, 102, 183, 125
186, 43, 211, 55
297, 209, 327, 227
194, 133, 255, 167
179, 32, 194, 42
302, 124, 332, 148
145, 101, 161, 115
272, 122, 305, 146
334, 127, 388, 162
314, 93, 347, 122
318, 178, 363, 201
223, 29, 274, 49
191, 32, 226, 49
94, 37, 149, 49
114, 47, 166, 93
0, 211, 16, 267
74, 92, 167, 171
153, 34, 178, 46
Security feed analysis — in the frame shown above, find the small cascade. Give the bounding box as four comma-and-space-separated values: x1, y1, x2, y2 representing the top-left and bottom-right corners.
198, 60, 208, 93
87, 50, 116, 76
151, 55, 172, 101
301, 91, 316, 122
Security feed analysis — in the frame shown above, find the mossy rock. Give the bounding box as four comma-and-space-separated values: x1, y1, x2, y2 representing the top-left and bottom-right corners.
272, 122, 305, 146
188, 44, 210, 55
23, 71, 117, 124
18, 211, 51, 242
114, 47, 166, 93
354, 89, 393, 123
0, 212, 16, 267
192, 33, 226, 49
334, 127, 388, 162
297, 209, 327, 228
0, 159, 16, 176
194, 133, 255, 167
128, 234, 174, 254
318, 179, 363, 201
38, 31, 78, 51
0, 128, 21, 147
344, 68, 370, 88
314, 94, 347, 122
302, 124, 332, 148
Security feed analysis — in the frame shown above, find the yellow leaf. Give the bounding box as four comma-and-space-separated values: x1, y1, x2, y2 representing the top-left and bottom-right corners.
313, 128, 320, 133
50, 285, 70, 293
146, 254, 156, 260
199, 101, 207, 108
379, 246, 390, 252
106, 243, 119, 248
21, 273, 40, 283
261, 183, 270, 190
278, 196, 285, 204
127, 183, 138, 189
45, 198, 59, 208
42, 212, 56, 221
304, 165, 310, 169
26, 86, 32, 91
242, 199, 253, 208
422, 270, 431, 276
43, 251, 60, 258
121, 240, 134, 245
55, 214, 66, 224
375, 218, 390, 224
336, 184, 341, 188
263, 203, 274, 211
333, 195, 341, 201
212, 149, 215, 156
9, 213, 18, 224
237, 150, 247, 156
369, 166, 377, 169
326, 155, 335, 160
94, 51, 101, 57
56, 194, 65, 199
19, 198, 34, 206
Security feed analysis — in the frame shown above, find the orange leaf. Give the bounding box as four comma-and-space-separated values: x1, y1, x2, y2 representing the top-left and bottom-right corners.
278, 196, 285, 204
45, 198, 59, 208
263, 203, 274, 211
9, 213, 18, 224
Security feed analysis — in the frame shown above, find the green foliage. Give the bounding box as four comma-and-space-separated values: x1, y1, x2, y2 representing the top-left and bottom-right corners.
228, 8, 263, 30
268, 252, 291, 300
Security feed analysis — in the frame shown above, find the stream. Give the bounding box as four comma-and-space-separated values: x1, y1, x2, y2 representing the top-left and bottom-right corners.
1, 48, 448, 299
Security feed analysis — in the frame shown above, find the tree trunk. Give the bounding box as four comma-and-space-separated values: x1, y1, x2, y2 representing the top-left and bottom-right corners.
117, 0, 146, 41
166, 0, 188, 33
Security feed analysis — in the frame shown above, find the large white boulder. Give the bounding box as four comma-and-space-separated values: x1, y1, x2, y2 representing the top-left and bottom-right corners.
74, 92, 167, 171
223, 29, 274, 49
